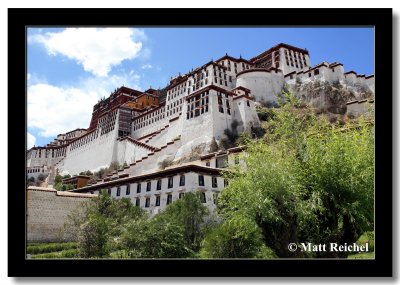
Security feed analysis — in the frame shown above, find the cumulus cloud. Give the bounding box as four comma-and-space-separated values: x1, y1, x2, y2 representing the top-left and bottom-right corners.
27, 132, 36, 149
27, 72, 141, 138
141, 64, 153, 69
30, 28, 146, 77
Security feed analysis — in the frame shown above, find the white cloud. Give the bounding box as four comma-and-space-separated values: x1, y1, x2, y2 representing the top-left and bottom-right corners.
27, 72, 141, 138
141, 64, 153, 69
27, 132, 36, 149
30, 28, 146, 77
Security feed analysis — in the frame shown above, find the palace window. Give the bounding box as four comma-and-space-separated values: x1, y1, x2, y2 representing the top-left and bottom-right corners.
135, 198, 140, 207
314, 69, 320, 75
168, 177, 174, 188
198, 175, 205, 186
157, 179, 162, 190
145, 198, 150, 208
212, 177, 218, 188
116, 186, 121, 196
155, 195, 161, 206
247, 100, 250, 107
179, 175, 185, 186
126, 184, 130, 195
206, 161, 210, 167
108, 189, 111, 195
179, 192, 185, 199
167, 194, 172, 205
137, 183, 141, 193
146, 181, 151, 192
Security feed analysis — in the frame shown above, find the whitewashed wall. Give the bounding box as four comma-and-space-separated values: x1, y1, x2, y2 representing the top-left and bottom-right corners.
236, 70, 284, 104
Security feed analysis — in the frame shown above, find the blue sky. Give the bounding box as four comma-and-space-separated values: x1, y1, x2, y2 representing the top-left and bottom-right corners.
27, 27, 374, 148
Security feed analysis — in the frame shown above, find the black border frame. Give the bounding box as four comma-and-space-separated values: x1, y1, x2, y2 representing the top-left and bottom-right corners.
8, 8, 393, 277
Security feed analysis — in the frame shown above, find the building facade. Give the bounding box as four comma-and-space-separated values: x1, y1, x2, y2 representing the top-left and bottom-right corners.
26, 43, 375, 213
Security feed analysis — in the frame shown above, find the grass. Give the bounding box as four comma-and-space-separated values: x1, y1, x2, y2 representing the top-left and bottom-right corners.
31, 248, 80, 259
27, 242, 79, 255
348, 252, 375, 259
347, 231, 374, 259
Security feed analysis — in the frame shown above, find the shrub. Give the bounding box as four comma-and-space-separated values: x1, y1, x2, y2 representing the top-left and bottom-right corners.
27, 242, 78, 254
200, 215, 270, 258
31, 249, 80, 259
158, 157, 174, 170
209, 137, 219, 153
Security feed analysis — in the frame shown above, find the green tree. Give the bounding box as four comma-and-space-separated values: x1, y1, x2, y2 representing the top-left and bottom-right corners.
218, 140, 309, 258
200, 215, 276, 258
302, 117, 374, 257
218, 90, 374, 258
37, 173, 46, 182
161, 192, 209, 251
54, 174, 63, 185
121, 215, 192, 258
67, 192, 146, 258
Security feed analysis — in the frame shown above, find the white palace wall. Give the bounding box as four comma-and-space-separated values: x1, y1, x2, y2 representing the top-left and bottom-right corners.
236, 69, 285, 104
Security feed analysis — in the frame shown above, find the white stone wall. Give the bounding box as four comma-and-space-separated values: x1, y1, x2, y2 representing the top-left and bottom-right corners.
123, 139, 183, 177
346, 100, 374, 117
132, 106, 169, 139
61, 127, 119, 175
27, 147, 67, 168
233, 96, 260, 133
115, 139, 150, 166
236, 70, 285, 104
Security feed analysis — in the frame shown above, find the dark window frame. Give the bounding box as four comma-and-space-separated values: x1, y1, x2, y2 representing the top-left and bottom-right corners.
212, 176, 218, 188
168, 177, 174, 188
199, 175, 205, 186
179, 175, 185, 186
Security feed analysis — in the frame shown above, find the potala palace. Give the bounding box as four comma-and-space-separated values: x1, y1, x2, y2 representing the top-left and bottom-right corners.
26, 43, 375, 215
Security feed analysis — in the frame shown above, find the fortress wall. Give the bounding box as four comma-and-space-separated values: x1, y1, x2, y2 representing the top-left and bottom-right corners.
27, 187, 96, 242
124, 139, 182, 177
236, 70, 284, 104
115, 138, 150, 165
61, 128, 118, 175
233, 97, 260, 133
144, 126, 169, 148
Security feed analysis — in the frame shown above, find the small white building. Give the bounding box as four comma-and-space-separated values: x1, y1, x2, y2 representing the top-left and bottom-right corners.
71, 164, 226, 215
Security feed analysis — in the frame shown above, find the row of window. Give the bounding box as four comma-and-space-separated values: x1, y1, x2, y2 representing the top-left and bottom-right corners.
70, 129, 99, 151
102, 175, 220, 197
27, 168, 44, 173
29, 147, 67, 159
135, 191, 219, 208
97, 110, 117, 136
186, 93, 209, 120
284, 49, 307, 69
219, 60, 251, 73
133, 107, 167, 131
